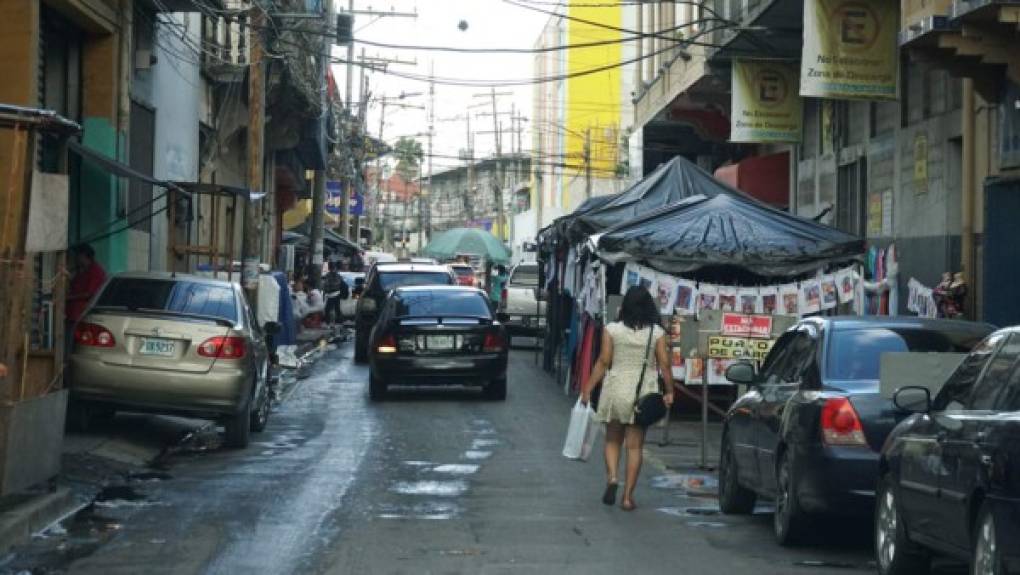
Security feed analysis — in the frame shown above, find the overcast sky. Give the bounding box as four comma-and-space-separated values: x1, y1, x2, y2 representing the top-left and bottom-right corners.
328, 0, 550, 177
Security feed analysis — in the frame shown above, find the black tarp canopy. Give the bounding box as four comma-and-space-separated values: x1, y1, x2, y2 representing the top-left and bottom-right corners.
594, 158, 864, 278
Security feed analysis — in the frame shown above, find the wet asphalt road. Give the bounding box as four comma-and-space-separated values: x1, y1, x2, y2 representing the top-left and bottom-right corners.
7, 343, 971, 575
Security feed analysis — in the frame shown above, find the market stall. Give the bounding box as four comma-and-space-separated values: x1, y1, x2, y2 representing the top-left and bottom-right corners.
538, 155, 867, 427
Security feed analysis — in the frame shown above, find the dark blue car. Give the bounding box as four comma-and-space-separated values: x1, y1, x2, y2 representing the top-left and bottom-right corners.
877, 326, 1020, 575
719, 316, 993, 546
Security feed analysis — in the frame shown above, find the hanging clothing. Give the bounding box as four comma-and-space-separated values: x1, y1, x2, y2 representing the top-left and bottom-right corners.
595, 322, 665, 425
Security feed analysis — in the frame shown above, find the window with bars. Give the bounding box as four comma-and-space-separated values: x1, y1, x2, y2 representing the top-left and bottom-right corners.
836, 159, 867, 236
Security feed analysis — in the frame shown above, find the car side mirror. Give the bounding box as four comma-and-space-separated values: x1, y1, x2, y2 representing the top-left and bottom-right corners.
893, 386, 932, 414
496, 312, 510, 323
725, 361, 756, 386
263, 321, 281, 336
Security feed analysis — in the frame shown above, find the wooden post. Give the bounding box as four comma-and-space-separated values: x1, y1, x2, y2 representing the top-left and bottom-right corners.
243, 5, 266, 304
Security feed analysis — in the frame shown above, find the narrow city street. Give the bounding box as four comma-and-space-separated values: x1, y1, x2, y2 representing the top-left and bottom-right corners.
3, 343, 972, 574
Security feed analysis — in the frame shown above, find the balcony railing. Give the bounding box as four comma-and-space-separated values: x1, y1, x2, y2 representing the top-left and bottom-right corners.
200, 4, 249, 74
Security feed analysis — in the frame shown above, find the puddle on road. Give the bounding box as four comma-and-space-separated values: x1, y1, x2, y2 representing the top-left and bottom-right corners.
402, 460, 433, 467
390, 480, 468, 497
431, 464, 479, 475
462, 450, 491, 461
92, 485, 163, 510
651, 474, 718, 496
470, 438, 499, 449
656, 506, 723, 520
793, 560, 874, 570
377, 501, 462, 520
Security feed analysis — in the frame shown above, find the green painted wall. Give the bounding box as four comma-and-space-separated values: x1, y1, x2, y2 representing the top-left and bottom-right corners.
75, 117, 128, 274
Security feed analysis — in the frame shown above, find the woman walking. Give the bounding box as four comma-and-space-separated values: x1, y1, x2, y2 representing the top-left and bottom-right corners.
581, 286, 674, 510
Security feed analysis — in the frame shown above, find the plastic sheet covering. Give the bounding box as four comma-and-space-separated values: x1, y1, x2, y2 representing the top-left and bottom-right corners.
598, 190, 865, 277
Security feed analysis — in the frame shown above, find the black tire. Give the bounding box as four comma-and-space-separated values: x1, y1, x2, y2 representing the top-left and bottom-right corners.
971, 503, 1006, 575
774, 450, 810, 546
485, 378, 507, 401
369, 373, 387, 402
354, 329, 368, 363
224, 404, 251, 449
875, 475, 930, 575
250, 381, 271, 433
719, 437, 757, 515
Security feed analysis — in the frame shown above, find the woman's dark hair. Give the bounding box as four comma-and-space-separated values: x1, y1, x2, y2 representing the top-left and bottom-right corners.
618, 286, 661, 330
73, 243, 96, 260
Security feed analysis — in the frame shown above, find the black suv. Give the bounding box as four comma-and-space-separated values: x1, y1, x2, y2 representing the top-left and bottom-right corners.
354, 263, 455, 362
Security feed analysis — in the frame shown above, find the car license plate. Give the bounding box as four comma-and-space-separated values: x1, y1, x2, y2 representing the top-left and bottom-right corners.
139, 338, 176, 357
509, 315, 523, 322
428, 335, 455, 350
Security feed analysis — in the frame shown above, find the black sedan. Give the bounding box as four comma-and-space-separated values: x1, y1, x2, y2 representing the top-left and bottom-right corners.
720, 316, 993, 546
367, 286, 509, 401
876, 326, 1020, 575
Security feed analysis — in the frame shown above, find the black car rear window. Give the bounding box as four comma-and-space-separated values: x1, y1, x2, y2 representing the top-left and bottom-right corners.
826, 327, 989, 381
394, 291, 491, 318
378, 271, 453, 291
452, 266, 474, 277
96, 278, 238, 323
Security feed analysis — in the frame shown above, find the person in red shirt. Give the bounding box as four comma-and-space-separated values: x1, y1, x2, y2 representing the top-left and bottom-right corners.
67, 243, 107, 324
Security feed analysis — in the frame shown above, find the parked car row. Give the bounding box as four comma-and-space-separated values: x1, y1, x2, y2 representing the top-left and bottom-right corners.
719, 316, 1020, 574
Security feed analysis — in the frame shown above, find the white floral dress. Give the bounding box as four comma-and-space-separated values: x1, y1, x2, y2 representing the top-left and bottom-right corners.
595, 322, 664, 425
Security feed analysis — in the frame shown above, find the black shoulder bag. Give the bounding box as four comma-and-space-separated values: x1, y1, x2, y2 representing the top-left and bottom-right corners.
632, 326, 666, 427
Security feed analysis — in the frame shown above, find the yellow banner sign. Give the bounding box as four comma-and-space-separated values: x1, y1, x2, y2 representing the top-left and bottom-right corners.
800, 0, 899, 100
731, 60, 802, 143
707, 336, 776, 361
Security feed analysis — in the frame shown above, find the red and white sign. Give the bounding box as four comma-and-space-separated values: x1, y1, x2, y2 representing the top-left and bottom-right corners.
721, 313, 773, 339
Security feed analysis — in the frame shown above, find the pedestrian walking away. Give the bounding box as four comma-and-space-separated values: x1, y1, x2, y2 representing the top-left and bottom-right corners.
581, 286, 674, 511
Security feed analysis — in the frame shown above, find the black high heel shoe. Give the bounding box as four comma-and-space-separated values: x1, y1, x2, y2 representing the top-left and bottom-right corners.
602, 482, 618, 505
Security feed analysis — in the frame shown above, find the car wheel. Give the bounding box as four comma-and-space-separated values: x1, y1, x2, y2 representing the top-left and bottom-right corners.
485, 378, 507, 401
369, 373, 387, 402
972, 503, 1006, 575
875, 475, 930, 575
774, 450, 809, 546
354, 330, 368, 363
250, 380, 271, 433
224, 403, 251, 449
718, 437, 757, 515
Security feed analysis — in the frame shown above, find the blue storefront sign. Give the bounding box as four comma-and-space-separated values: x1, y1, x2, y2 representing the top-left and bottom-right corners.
326, 181, 364, 216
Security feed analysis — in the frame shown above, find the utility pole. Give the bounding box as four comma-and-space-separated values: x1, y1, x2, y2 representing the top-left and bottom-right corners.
490, 88, 503, 241
341, 0, 354, 241
584, 127, 592, 200
243, 3, 266, 304
373, 99, 386, 250
425, 65, 435, 243
309, 0, 335, 287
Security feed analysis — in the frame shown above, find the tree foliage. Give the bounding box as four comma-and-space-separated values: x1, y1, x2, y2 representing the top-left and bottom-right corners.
393, 137, 424, 182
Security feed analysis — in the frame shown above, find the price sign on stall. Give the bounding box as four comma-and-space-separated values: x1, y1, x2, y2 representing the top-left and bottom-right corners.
707, 335, 775, 361
721, 313, 773, 338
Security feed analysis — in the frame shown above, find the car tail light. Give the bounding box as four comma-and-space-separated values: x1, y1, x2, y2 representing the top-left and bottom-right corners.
376, 334, 398, 354
74, 323, 116, 348
483, 332, 506, 353
197, 336, 247, 359
501, 287, 508, 306
820, 397, 868, 447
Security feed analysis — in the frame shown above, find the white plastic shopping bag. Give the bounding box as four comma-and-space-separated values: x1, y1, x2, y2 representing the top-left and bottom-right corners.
562, 398, 600, 461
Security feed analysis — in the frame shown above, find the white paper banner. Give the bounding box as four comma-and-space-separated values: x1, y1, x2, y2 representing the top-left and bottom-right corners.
820, 274, 839, 310
674, 278, 698, 315
780, 283, 800, 316
656, 273, 678, 314
800, 279, 822, 314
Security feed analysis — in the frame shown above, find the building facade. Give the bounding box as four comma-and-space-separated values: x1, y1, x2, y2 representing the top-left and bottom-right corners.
626, 0, 1020, 325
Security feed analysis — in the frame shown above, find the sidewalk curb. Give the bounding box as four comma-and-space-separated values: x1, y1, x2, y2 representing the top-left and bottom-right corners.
0, 488, 76, 555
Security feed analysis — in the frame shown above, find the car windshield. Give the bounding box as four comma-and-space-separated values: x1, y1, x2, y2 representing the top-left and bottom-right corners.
394, 290, 491, 318
378, 271, 453, 291
826, 327, 989, 381
95, 278, 238, 323
510, 266, 538, 286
